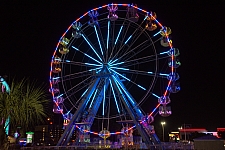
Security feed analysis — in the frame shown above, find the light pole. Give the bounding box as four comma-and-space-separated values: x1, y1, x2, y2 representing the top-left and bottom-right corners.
161, 122, 166, 142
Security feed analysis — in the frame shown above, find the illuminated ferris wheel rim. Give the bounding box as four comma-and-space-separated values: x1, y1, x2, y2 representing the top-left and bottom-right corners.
49, 3, 180, 136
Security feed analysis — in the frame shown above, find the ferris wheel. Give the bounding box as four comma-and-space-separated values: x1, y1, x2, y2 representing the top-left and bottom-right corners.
49, 3, 180, 148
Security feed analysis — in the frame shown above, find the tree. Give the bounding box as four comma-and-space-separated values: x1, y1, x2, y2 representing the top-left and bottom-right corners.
0, 78, 50, 148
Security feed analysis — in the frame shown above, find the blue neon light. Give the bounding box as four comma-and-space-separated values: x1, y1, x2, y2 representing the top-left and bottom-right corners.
109, 61, 124, 67
114, 26, 123, 45
137, 85, 146, 91
109, 79, 120, 113
109, 59, 118, 65
102, 83, 106, 115
153, 31, 161, 37
110, 69, 146, 91
89, 89, 98, 108
124, 35, 132, 44
152, 93, 160, 99
94, 25, 104, 56
110, 66, 129, 71
110, 69, 130, 81
57, 94, 63, 98
112, 76, 135, 105
107, 21, 110, 50
85, 63, 102, 67
88, 66, 103, 72
71, 46, 102, 65
81, 88, 89, 97
159, 73, 169, 76
82, 34, 103, 62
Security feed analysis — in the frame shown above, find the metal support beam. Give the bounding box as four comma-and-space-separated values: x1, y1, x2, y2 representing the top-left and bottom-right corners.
78, 78, 109, 135
112, 75, 162, 146
110, 75, 162, 149
57, 77, 100, 146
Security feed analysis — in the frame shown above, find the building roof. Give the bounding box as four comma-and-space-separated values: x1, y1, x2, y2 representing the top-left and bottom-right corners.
179, 128, 207, 132
193, 135, 224, 141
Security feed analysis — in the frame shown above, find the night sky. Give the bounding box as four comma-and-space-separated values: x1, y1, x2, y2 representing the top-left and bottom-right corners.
0, 1, 224, 133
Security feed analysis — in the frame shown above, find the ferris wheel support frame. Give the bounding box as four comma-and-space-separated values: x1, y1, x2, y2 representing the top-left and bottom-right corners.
57, 77, 101, 145
110, 75, 161, 148
57, 73, 162, 149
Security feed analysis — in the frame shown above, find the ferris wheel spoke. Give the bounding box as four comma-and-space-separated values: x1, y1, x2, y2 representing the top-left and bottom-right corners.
113, 51, 170, 68
109, 17, 147, 62
123, 38, 162, 63
106, 20, 116, 62
108, 25, 123, 61
71, 87, 90, 108
109, 78, 121, 114
108, 15, 130, 62
118, 39, 149, 61
110, 30, 145, 63
60, 81, 93, 110
109, 67, 168, 78
64, 75, 93, 94
81, 34, 103, 62
109, 68, 146, 91
60, 70, 93, 81
111, 75, 135, 106
71, 46, 102, 65
63, 79, 95, 106
152, 93, 161, 99
122, 55, 170, 69
116, 21, 131, 54
102, 80, 106, 116
106, 20, 110, 53
61, 60, 102, 68
94, 25, 104, 59
96, 24, 107, 60
116, 36, 161, 64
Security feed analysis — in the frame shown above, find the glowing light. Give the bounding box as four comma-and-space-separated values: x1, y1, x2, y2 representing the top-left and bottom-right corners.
159, 73, 169, 76
89, 89, 98, 108
71, 46, 102, 65
153, 31, 161, 37
108, 59, 118, 65
107, 21, 110, 50
110, 66, 129, 71
152, 93, 160, 99
94, 25, 104, 56
109, 61, 124, 67
110, 69, 146, 91
124, 35, 132, 44
114, 25, 123, 45
102, 83, 106, 115
109, 79, 120, 113
85, 63, 102, 67
112, 75, 135, 105
82, 34, 103, 62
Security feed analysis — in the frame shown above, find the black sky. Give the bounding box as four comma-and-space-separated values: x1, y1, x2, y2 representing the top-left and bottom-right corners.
0, 1, 225, 132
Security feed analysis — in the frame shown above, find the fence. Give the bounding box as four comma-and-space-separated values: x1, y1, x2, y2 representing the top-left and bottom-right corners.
19, 142, 194, 150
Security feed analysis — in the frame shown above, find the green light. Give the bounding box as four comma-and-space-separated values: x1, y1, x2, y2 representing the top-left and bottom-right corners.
26, 131, 34, 134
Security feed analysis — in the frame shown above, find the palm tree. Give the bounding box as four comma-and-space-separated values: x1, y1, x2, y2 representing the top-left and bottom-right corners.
0, 78, 50, 148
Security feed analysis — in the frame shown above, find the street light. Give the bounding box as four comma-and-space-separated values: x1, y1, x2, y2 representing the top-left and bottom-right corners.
161, 122, 166, 142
